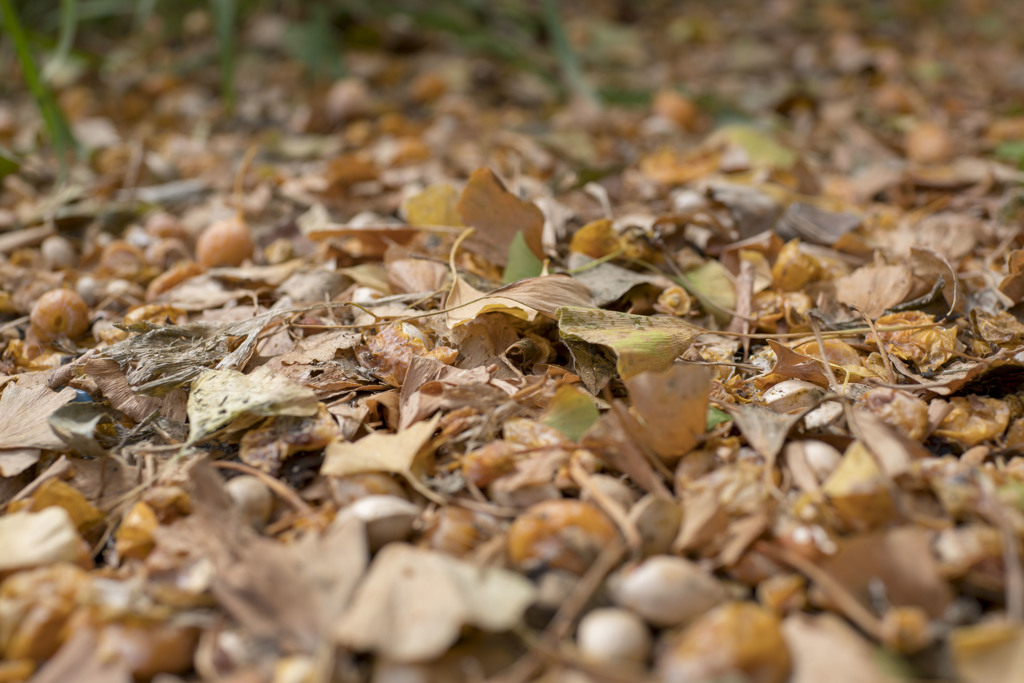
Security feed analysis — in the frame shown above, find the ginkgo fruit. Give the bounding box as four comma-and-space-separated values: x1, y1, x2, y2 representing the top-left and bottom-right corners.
29, 289, 91, 342
195, 216, 254, 267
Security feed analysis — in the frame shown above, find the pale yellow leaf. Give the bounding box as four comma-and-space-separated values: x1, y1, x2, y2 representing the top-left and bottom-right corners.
0, 383, 77, 450
334, 543, 536, 662
187, 366, 319, 443
445, 274, 591, 328
0, 507, 83, 572
322, 413, 441, 481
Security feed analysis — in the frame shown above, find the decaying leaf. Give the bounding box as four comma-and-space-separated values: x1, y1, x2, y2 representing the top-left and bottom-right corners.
334, 543, 536, 662
99, 310, 289, 394
186, 366, 319, 443
540, 383, 599, 442
456, 168, 544, 266
401, 183, 463, 227
821, 441, 896, 530
0, 507, 86, 572
624, 364, 712, 461
81, 357, 187, 422
239, 404, 340, 474
726, 401, 807, 464
446, 274, 591, 328
0, 383, 77, 450
557, 306, 703, 379
951, 620, 1024, 683
834, 263, 914, 318
322, 413, 441, 497
818, 526, 953, 619
931, 396, 1011, 447
783, 613, 903, 683
869, 311, 957, 372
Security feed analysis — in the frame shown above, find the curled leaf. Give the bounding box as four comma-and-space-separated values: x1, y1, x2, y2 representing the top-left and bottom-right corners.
557, 306, 703, 379
446, 274, 591, 328
187, 366, 319, 443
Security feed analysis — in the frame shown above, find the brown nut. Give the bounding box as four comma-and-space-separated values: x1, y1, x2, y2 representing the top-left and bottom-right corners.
329, 472, 408, 507
419, 506, 499, 557
29, 289, 90, 342
506, 499, 618, 575
656, 601, 791, 683
195, 217, 254, 267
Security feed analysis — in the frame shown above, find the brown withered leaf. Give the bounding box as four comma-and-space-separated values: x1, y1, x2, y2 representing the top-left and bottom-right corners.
153, 462, 368, 653
624, 364, 711, 461
322, 413, 442, 500
762, 339, 832, 387
783, 613, 903, 683
581, 406, 673, 498
726, 402, 807, 463
998, 250, 1024, 303
834, 263, 913, 318
456, 168, 544, 266
82, 357, 186, 422
819, 526, 953, 619
239, 404, 340, 474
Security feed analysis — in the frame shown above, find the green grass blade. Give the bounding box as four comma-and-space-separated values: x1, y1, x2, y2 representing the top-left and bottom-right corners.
539, 0, 598, 106
43, 0, 78, 80
0, 0, 79, 165
133, 0, 159, 30
209, 0, 237, 112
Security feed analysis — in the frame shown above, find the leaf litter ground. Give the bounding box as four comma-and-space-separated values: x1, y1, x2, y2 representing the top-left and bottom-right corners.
3, 2, 1024, 682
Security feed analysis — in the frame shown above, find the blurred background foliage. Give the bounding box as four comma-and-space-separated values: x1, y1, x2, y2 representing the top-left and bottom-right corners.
1, 0, 606, 161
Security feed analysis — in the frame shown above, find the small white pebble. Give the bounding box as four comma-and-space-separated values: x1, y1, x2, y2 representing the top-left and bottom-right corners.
41, 235, 76, 269
225, 475, 274, 527
75, 275, 105, 306
577, 607, 652, 663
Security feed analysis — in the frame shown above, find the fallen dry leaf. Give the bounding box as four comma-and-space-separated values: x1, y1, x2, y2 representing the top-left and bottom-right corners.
0, 507, 86, 572
0, 383, 77, 450
322, 413, 441, 499
558, 306, 703, 379
186, 366, 319, 443
334, 543, 536, 662
456, 168, 544, 266
445, 274, 591, 328
624, 364, 711, 461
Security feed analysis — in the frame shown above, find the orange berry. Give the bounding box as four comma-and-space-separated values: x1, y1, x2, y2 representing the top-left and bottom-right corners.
194, 217, 254, 267
29, 289, 90, 342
